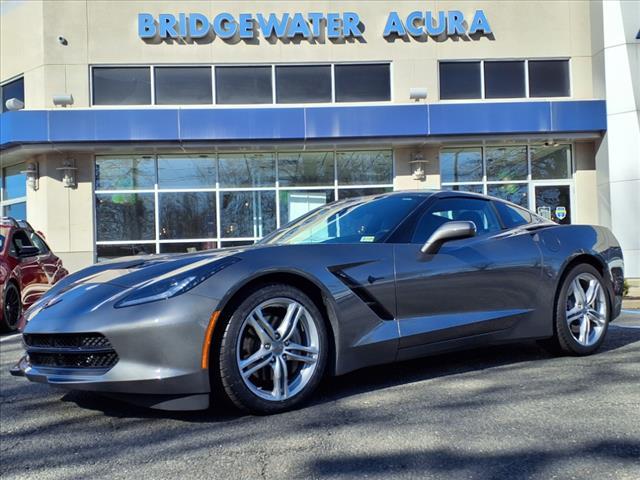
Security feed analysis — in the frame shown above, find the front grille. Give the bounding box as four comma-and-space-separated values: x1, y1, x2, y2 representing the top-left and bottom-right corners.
24, 333, 112, 349
24, 333, 119, 371
29, 351, 119, 369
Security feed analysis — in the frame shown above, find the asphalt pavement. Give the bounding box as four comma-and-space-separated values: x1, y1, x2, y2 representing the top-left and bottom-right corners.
1, 313, 639, 480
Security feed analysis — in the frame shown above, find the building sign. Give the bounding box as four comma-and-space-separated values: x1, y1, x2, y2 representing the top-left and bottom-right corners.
138, 10, 491, 41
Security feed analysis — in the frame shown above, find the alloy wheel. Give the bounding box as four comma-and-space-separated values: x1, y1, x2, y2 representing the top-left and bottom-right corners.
565, 273, 607, 347
236, 298, 320, 402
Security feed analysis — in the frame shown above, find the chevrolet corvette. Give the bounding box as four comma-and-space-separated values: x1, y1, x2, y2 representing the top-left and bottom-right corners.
11, 191, 624, 414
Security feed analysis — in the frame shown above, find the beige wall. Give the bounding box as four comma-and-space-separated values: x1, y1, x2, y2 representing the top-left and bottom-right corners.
2, 0, 601, 108
25, 153, 94, 272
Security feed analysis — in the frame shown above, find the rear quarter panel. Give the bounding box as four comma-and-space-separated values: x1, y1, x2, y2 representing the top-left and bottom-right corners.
534, 224, 624, 320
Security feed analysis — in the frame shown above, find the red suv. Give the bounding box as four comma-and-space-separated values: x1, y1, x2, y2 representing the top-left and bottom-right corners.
0, 218, 68, 332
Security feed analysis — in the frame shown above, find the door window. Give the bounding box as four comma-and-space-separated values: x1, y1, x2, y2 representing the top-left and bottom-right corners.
493, 201, 532, 228
412, 198, 501, 243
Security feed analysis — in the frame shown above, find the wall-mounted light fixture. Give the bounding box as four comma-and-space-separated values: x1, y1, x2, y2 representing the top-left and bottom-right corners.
409, 87, 427, 102
22, 162, 39, 190
409, 152, 428, 181
52, 94, 74, 107
57, 159, 77, 188
5, 98, 25, 111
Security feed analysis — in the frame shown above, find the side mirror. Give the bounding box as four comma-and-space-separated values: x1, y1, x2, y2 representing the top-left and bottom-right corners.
18, 245, 40, 258
420, 221, 476, 255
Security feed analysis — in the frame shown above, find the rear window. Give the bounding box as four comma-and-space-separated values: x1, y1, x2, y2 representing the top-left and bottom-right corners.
494, 201, 532, 228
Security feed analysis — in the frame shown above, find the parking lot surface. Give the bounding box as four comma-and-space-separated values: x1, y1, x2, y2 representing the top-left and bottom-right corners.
1, 313, 639, 480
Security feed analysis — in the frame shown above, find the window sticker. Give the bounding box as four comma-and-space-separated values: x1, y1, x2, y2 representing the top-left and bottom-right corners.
360, 236, 375, 243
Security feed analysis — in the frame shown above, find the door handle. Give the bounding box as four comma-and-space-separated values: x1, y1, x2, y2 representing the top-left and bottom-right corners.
367, 275, 384, 284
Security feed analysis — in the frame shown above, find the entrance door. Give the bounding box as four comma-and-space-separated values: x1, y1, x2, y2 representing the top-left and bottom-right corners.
533, 185, 572, 224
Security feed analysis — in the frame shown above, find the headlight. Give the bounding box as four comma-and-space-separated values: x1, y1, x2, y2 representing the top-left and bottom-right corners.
114, 257, 239, 308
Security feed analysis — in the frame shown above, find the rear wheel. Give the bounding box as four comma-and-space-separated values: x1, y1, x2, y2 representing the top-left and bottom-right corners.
218, 284, 328, 414
1, 283, 21, 333
549, 264, 609, 355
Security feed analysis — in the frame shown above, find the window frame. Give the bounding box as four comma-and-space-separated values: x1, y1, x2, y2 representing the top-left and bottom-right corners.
89, 61, 393, 107
438, 58, 571, 102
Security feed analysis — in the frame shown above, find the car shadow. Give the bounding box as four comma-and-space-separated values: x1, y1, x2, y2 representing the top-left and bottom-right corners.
61, 325, 640, 422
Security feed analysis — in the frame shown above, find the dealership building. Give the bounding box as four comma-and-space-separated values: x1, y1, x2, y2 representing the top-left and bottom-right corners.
0, 0, 638, 278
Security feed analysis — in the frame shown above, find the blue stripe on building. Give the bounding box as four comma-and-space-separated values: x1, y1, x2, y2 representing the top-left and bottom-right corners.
0, 100, 606, 150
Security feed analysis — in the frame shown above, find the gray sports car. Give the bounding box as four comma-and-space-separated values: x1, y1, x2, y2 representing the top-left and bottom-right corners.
12, 191, 624, 414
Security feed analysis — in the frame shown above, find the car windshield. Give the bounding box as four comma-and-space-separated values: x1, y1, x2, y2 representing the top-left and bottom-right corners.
261, 195, 424, 245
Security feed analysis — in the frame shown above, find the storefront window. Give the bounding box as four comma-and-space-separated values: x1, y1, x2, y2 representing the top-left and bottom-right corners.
486, 146, 527, 181
95, 193, 155, 241
278, 152, 334, 187
158, 155, 216, 189
440, 148, 483, 183
95, 156, 155, 190
441, 145, 573, 217
337, 151, 393, 185
531, 145, 571, 180
94, 151, 392, 260
1, 163, 27, 219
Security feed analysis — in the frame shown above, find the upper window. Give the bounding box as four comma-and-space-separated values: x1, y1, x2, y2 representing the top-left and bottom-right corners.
412, 198, 501, 243
1, 77, 24, 112
493, 201, 532, 229
439, 62, 481, 100
215, 66, 272, 105
484, 61, 525, 99
275, 65, 331, 104
528, 60, 570, 97
2, 164, 26, 201
155, 67, 212, 105
335, 64, 391, 102
92, 67, 151, 105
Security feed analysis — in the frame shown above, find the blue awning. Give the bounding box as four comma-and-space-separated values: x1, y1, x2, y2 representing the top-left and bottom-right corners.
0, 100, 606, 150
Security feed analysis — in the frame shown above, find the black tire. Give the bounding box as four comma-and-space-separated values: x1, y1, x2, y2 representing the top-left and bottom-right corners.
547, 264, 610, 356
1, 283, 21, 333
218, 284, 328, 414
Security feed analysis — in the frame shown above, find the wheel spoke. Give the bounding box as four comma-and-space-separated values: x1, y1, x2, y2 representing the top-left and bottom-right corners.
285, 342, 318, 355
240, 352, 273, 379
585, 280, 600, 307
587, 309, 605, 326
271, 356, 289, 400
248, 311, 276, 344
284, 351, 317, 365
566, 305, 582, 322
572, 279, 587, 305
578, 316, 589, 344
277, 302, 304, 341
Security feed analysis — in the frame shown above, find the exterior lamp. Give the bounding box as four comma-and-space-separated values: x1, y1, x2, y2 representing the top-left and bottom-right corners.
5, 98, 25, 111
52, 94, 74, 107
22, 163, 39, 191
57, 159, 78, 188
409, 152, 428, 181
409, 88, 428, 102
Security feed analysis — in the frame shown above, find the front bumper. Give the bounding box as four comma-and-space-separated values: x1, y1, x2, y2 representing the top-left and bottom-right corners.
13, 286, 221, 410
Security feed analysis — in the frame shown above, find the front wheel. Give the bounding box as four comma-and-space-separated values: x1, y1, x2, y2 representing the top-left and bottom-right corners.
550, 264, 610, 355
218, 284, 328, 414
1, 283, 21, 333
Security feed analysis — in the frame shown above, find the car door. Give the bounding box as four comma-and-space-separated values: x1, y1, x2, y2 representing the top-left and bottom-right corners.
10, 229, 46, 308
28, 231, 64, 287
393, 196, 543, 357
